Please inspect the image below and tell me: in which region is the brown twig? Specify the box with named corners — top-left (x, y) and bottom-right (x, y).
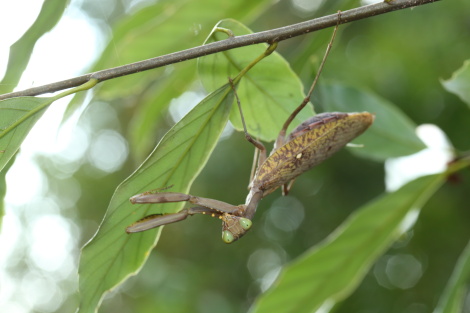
top-left (0, 0), bottom-right (439, 101)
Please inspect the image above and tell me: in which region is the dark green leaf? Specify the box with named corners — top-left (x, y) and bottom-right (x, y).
top-left (78, 83), bottom-right (234, 313)
top-left (434, 239), bottom-right (470, 313)
top-left (198, 19), bottom-right (314, 141)
top-left (319, 83), bottom-right (426, 160)
top-left (251, 174), bottom-right (445, 313)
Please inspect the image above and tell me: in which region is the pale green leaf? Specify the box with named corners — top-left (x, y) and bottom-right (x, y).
top-left (0, 153), bottom-right (17, 227)
top-left (78, 83), bottom-right (234, 313)
top-left (198, 19), bottom-right (314, 142)
top-left (128, 63), bottom-right (196, 160)
top-left (0, 97), bottom-right (52, 172)
top-left (0, 79), bottom-right (97, 217)
top-left (0, 0), bottom-right (67, 94)
top-left (441, 59), bottom-right (470, 108)
top-left (320, 83), bottom-right (426, 160)
top-left (65, 0), bottom-right (273, 157)
top-left (88, 0), bottom-right (272, 99)
top-left (251, 174), bottom-right (445, 313)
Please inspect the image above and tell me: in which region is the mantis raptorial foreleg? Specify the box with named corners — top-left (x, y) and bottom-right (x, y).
top-left (126, 192), bottom-right (246, 234)
top-left (130, 192), bottom-right (242, 214)
top-left (126, 206), bottom-right (229, 233)
top-left (127, 11), bottom-right (375, 244)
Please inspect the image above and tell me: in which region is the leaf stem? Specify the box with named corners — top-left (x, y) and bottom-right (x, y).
top-left (447, 155), bottom-right (470, 175)
top-left (232, 42), bottom-right (278, 85)
top-left (51, 78), bottom-right (99, 101)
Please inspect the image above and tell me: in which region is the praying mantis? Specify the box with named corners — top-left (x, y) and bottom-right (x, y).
top-left (126, 13), bottom-right (374, 243)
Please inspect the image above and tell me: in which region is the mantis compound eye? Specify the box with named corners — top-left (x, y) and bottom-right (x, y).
top-left (222, 230), bottom-right (235, 244)
top-left (239, 218), bottom-right (252, 230)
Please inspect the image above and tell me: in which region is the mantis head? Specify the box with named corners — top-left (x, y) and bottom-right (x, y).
top-left (221, 213), bottom-right (252, 244)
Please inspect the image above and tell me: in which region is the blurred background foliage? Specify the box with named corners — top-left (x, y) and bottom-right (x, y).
top-left (1, 0), bottom-right (470, 312)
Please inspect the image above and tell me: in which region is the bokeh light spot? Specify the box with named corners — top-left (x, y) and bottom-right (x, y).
top-left (385, 124), bottom-right (453, 191)
top-left (29, 214), bottom-right (74, 273)
top-left (88, 130), bottom-right (128, 172)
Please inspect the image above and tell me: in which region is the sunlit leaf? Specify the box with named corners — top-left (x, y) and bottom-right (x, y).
top-left (128, 63), bottom-right (196, 160)
top-left (85, 0), bottom-right (272, 100)
top-left (0, 97), bottom-right (52, 172)
top-left (0, 0), bottom-right (66, 94)
top-left (441, 59), bottom-right (470, 108)
top-left (198, 19), bottom-right (314, 142)
top-left (319, 83), bottom-right (426, 160)
top-left (433, 239), bottom-right (470, 313)
top-left (251, 174), bottom-right (445, 313)
top-left (64, 0), bottom-right (272, 157)
top-left (78, 83), bottom-right (235, 313)
top-left (0, 153), bottom-right (17, 226)
top-left (0, 78), bottom-right (98, 173)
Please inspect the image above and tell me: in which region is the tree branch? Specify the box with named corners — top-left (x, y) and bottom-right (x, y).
top-left (0, 0), bottom-right (439, 101)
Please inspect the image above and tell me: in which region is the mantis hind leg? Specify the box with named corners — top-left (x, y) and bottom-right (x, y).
top-left (282, 179), bottom-right (296, 196)
top-left (275, 11), bottom-right (342, 150)
top-left (228, 78), bottom-right (267, 167)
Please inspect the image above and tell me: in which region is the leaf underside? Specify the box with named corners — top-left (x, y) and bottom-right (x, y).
top-left (78, 83), bottom-right (235, 313)
top-left (0, 96), bottom-right (52, 172)
top-left (198, 19), bottom-right (315, 142)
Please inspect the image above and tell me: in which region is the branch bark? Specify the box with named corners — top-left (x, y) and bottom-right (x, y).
top-left (0, 0), bottom-right (439, 101)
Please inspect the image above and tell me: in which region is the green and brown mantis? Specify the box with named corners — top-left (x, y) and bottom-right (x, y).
top-left (126, 13), bottom-right (374, 243)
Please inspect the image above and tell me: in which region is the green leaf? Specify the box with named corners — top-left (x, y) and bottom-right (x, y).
top-left (0, 79), bottom-right (97, 173)
top-left (433, 239), bottom-right (470, 313)
top-left (289, 0), bottom-right (357, 74)
top-left (78, 83), bottom-right (234, 313)
top-left (64, 0), bottom-right (272, 157)
top-left (441, 59), bottom-right (470, 108)
top-left (319, 83), bottom-right (426, 160)
top-left (198, 19), bottom-right (314, 142)
top-left (251, 174), bottom-right (445, 313)
top-left (0, 0), bottom-right (67, 94)
top-left (128, 63), bottom-right (196, 160)
top-left (0, 79), bottom-right (97, 213)
top-left (0, 97), bottom-right (52, 172)
top-left (88, 0), bottom-right (272, 100)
